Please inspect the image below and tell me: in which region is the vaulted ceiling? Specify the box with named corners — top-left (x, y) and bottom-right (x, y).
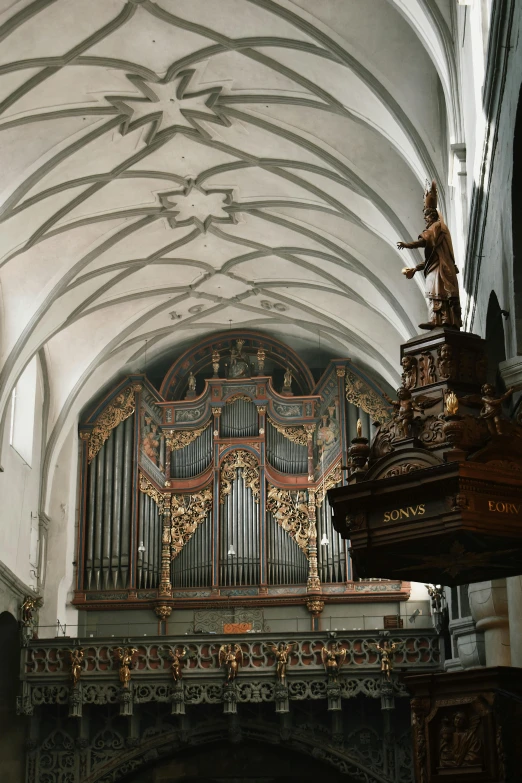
top-left (0, 0), bottom-right (459, 495)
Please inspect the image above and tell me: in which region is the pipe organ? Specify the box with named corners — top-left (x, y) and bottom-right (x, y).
top-left (76, 331), bottom-right (396, 616)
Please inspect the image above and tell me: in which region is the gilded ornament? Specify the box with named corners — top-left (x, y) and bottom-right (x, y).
top-left (268, 419), bottom-right (308, 446)
top-left (266, 486), bottom-right (310, 556)
top-left (154, 605), bottom-right (172, 621)
top-left (220, 450), bottom-right (260, 504)
top-left (445, 392), bottom-right (459, 416)
top-left (315, 462), bottom-right (342, 506)
top-left (345, 372), bottom-right (391, 423)
top-left (305, 597), bottom-right (324, 615)
top-left (139, 473), bottom-right (169, 513)
top-left (165, 422), bottom-right (210, 452)
top-left (170, 487), bottom-right (212, 559)
top-left (86, 386), bottom-right (136, 463)
top-left (212, 407), bottom-right (222, 417)
top-left (336, 367), bottom-right (346, 378)
top-left (226, 394), bottom-right (252, 404)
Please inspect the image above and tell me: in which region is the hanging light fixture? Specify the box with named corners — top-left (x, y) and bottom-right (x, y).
top-left (321, 532), bottom-right (329, 546)
top-left (138, 540), bottom-right (146, 558)
top-left (228, 544), bottom-right (236, 556)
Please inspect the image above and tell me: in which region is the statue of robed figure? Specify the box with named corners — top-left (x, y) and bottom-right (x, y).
top-left (397, 180), bottom-right (462, 331)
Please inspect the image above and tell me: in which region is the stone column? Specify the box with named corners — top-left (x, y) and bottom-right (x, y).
top-left (468, 579), bottom-right (511, 667)
top-left (506, 576), bottom-right (522, 668)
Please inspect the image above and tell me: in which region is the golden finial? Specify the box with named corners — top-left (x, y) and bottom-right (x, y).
top-left (356, 418), bottom-right (362, 438)
top-left (445, 391), bottom-right (458, 416)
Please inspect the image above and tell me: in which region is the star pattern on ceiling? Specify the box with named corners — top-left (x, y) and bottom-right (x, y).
top-left (158, 179), bottom-right (236, 232)
top-left (105, 70), bottom-right (228, 144)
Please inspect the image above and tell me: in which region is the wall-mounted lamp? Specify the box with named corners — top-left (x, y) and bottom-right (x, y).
top-left (138, 541), bottom-right (146, 558)
top-left (320, 533), bottom-right (329, 546)
top-left (228, 544), bottom-right (236, 556)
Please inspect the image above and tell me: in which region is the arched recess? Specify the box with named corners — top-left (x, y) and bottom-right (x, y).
top-left (485, 291), bottom-right (506, 386)
top-left (82, 727), bottom-right (394, 783)
top-left (0, 611), bottom-right (26, 783)
top-left (512, 84), bottom-right (522, 352)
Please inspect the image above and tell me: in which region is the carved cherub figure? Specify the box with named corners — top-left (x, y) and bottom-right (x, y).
top-left (437, 344), bottom-right (457, 380)
top-left (321, 641), bottom-right (347, 681)
top-left (366, 639), bottom-right (404, 679)
top-left (383, 388), bottom-right (438, 439)
top-left (460, 384), bottom-right (514, 436)
top-left (66, 648), bottom-right (84, 687)
top-left (218, 643), bottom-right (243, 682)
top-left (168, 646), bottom-right (187, 682)
top-left (113, 646), bottom-right (138, 688)
top-left (401, 356), bottom-right (417, 390)
top-left (264, 641), bottom-right (296, 683)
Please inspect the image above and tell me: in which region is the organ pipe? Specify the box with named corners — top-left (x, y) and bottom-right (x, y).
top-left (317, 493), bottom-right (346, 583)
top-left (266, 421), bottom-right (308, 474)
top-left (172, 513), bottom-right (212, 588)
top-left (220, 398), bottom-right (258, 438)
top-left (83, 415), bottom-right (134, 590)
top-left (137, 493), bottom-right (162, 589)
top-left (170, 425), bottom-right (212, 479)
top-left (267, 511), bottom-right (308, 585)
top-left (220, 473), bottom-right (259, 585)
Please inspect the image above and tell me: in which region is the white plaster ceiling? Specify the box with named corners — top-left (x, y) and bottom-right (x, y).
top-left (0, 0), bottom-right (459, 503)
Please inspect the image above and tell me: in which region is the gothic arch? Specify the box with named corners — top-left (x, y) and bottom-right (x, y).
top-left (82, 721), bottom-right (394, 783)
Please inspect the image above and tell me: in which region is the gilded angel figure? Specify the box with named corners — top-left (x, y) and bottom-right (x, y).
top-left (321, 641), bottom-right (347, 681)
top-left (218, 643), bottom-right (243, 682)
top-left (264, 641), bottom-right (296, 683)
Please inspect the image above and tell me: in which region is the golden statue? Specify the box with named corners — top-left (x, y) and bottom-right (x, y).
top-left (21, 595), bottom-right (42, 626)
top-left (264, 642), bottom-right (296, 683)
top-left (397, 180), bottom-right (462, 331)
top-left (65, 648), bottom-right (84, 687)
top-left (366, 639), bottom-right (403, 679)
top-left (218, 643), bottom-right (243, 682)
top-left (283, 367), bottom-right (293, 393)
top-left (168, 646), bottom-right (187, 682)
top-left (321, 641), bottom-right (347, 681)
top-left (113, 646), bottom-right (137, 688)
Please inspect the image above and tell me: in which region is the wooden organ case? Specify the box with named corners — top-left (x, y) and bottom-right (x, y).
top-left (75, 331), bottom-right (409, 622)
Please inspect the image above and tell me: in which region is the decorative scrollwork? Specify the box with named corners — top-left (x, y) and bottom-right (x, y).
top-left (84, 385), bottom-right (137, 463)
top-left (170, 487), bottom-right (213, 559)
top-left (266, 485), bottom-right (310, 556)
top-left (345, 372), bottom-right (391, 423)
top-left (269, 418), bottom-right (309, 445)
top-left (139, 473), bottom-right (169, 513)
top-left (220, 450), bottom-right (260, 504)
top-left (165, 421), bottom-right (210, 452)
top-left (315, 461), bottom-right (342, 505)
top-left (226, 394), bottom-right (253, 404)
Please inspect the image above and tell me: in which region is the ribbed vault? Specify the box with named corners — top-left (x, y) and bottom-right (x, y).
top-left (0, 0), bottom-right (460, 508)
